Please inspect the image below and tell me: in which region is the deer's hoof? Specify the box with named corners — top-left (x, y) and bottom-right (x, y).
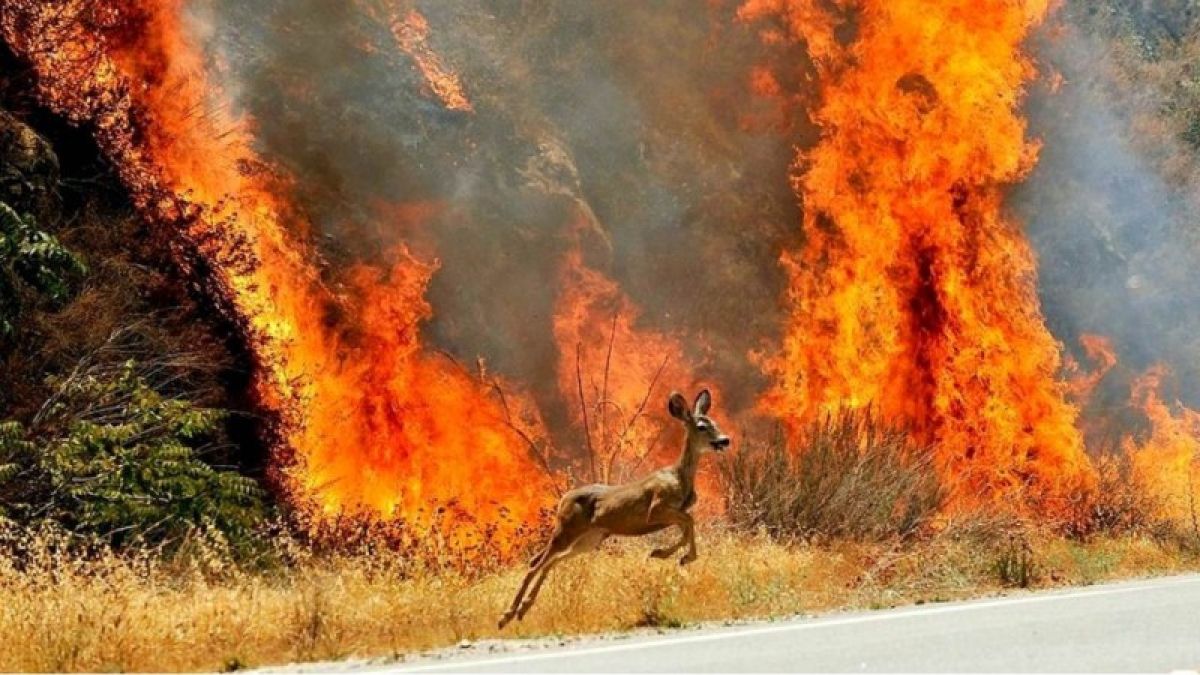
top-left (679, 553), bottom-right (697, 566)
top-left (649, 548), bottom-right (672, 559)
top-left (498, 612), bottom-right (515, 629)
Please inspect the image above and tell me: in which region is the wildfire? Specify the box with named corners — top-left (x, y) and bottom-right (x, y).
top-left (1, 0), bottom-right (549, 549)
top-left (1069, 335), bottom-right (1200, 526)
top-left (553, 228), bottom-right (700, 484)
top-left (741, 0), bottom-right (1095, 512)
top-left (358, 1), bottom-right (475, 113)
top-left (1126, 366), bottom-right (1200, 525)
top-left (298, 247), bottom-right (549, 535)
top-left (8, 0), bottom-right (1194, 540)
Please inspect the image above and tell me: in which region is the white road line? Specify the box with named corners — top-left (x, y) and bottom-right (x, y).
top-left (393, 574), bottom-right (1200, 672)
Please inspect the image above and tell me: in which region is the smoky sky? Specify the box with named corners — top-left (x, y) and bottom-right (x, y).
top-left (1015, 7), bottom-right (1200, 414)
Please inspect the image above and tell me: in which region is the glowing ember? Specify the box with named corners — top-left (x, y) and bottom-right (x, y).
top-left (741, 0), bottom-right (1095, 513)
top-left (360, 1), bottom-right (475, 113)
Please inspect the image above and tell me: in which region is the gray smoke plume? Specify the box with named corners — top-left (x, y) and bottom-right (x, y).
top-left (1014, 2), bottom-right (1200, 435)
top-left (200, 1), bottom-right (809, 440)
top-left (196, 0), bottom-right (1200, 449)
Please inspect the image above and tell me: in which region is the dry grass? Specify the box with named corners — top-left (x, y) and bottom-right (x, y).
top-left (3, 405), bottom-right (1192, 673)
top-left (0, 523), bottom-right (1196, 672)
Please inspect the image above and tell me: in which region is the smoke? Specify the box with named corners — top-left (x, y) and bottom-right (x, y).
top-left (8, 0), bottom-right (1198, 524)
top-left (1014, 5), bottom-right (1200, 417)
top-left (134, 0), bottom-right (1200, 474)
top-left (199, 0), bottom-right (807, 442)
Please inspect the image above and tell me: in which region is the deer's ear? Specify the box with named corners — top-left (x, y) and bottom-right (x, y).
top-left (693, 389), bottom-right (712, 416)
top-left (668, 392), bottom-right (690, 421)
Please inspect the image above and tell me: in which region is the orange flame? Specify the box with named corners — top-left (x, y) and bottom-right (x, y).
top-left (1070, 335), bottom-right (1200, 527)
top-left (552, 226), bottom-right (707, 485)
top-left (298, 247), bottom-right (549, 535)
top-left (2, 1), bottom-right (549, 550)
top-left (741, 0), bottom-right (1095, 513)
top-left (1065, 334), bottom-right (1119, 401)
top-left (1125, 367), bottom-right (1200, 525)
top-left (357, 1), bottom-right (475, 113)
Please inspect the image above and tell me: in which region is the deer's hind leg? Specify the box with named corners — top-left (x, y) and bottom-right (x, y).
top-left (515, 528), bottom-right (607, 622)
top-left (499, 508), bottom-right (596, 629)
top-left (499, 540), bottom-right (558, 629)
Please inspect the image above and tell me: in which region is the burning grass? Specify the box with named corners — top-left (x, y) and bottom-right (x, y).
top-left (0, 522), bottom-right (1196, 672)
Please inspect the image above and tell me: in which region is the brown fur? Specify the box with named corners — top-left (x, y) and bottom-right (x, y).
top-left (499, 389), bottom-right (729, 628)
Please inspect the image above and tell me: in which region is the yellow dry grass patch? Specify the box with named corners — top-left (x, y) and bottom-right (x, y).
top-left (0, 527), bottom-right (1195, 672)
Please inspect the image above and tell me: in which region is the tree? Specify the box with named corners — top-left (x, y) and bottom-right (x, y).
top-left (0, 361), bottom-right (264, 548)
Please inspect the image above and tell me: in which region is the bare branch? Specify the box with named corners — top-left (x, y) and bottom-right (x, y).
top-left (605, 355), bottom-right (669, 480)
top-left (485, 377), bottom-right (561, 495)
top-left (575, 342), bottom-right (597, 483)
top-left (599, 311), bottom-right (617, 479)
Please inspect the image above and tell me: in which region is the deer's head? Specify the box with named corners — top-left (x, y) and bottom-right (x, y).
top-left (668, 389), bottom-right (730, 453)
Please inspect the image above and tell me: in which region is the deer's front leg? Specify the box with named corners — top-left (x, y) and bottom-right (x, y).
top-left (649, 539), bottom-right (681, 559)
top-left (677, 512), bottom-right (697, 565)
top-left (649, 508), bottom-right (694, 562)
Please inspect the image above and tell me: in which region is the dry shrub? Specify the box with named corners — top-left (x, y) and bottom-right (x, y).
top-left (719, 409), bottom-right (944, 542)
top-left (1067, 452), bottom-right (1167, 539)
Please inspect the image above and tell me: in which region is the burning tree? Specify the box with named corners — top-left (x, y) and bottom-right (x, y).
top-left (0, 0), bottom-right (554, 553)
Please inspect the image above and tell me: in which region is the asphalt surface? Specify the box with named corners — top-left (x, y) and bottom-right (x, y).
top-left (392, 574), bottom-right (1200, 673)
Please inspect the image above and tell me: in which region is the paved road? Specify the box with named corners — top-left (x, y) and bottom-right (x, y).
top-left (394, 574), bottom-right (1200, 672)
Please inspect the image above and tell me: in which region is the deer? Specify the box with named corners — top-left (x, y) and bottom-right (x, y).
top-left (498, 388), bottom-right (730, 629)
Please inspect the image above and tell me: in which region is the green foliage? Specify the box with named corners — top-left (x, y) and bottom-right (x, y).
top-left (0, 362), bottom-right (263, 548)
top-left (0, 201), bottom-right (86, 337)
top-left (0, 421), bottom-right (31, 521)
top-left (1181, 111), bottom-right (1200, 151)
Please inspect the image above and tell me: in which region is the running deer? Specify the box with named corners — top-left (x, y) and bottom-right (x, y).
top-left (499, 389), bottom-right (730, 628)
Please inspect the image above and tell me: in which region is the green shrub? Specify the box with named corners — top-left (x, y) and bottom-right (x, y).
top-left (0, 421), bottom-right (31, 522)
top-left (719, 409), bottom-right (944, 542)
top-left (0, 361), bottom-right (263, 549)
top-left (0, 201), bottom-right (85, 338)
